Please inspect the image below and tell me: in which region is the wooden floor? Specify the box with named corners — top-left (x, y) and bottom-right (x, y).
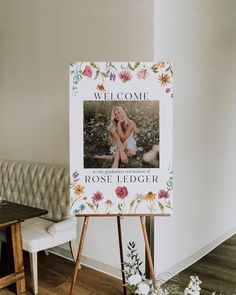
top-left (1, 234), bottom-right (236, 294)
top-left (165, 234), bottom-right (236, 294)
top-left (0, 251), bottom-right (123, 295)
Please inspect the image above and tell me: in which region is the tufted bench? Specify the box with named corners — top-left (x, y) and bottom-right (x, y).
top-left (0, 159), bottom-right (77, 294)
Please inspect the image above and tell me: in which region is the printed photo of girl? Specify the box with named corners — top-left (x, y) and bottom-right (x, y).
top-left (84, 101), bottom-right (159, 169)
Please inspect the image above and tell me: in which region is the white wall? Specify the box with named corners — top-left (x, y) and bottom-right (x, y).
top-left (0, 0), bottom-right (153, 277)
top-left (0, 0), bottom-right (153, 165)
top-left (155, 0), bottom-right (236, 276)
top-left (1, 0), bottom-right (236, 280)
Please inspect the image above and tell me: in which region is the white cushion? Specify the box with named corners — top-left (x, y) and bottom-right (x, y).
top-left (47, 216), bottom-right (77, 235)
top-left (21, 217), bottom-right (77, 253)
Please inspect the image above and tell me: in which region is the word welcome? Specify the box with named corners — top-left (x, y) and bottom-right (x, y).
top-left (94, 92), bottom-right (149, 100)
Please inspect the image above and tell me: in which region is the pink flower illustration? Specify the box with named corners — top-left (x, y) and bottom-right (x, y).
top-left (137, 69), bottom-right (148, 80)
top-left (115, 186), bottom-right (128, 199)
top-left (82, 65), bottom-right (93, 78)
top-left (119, 70), bottom-right (132, 83)
top-left (158, 189), bottom-right (170, 199)
top-left (92, 191), bottom-right (104, 202)
top-left (166, 88), bottom-right (171, 93)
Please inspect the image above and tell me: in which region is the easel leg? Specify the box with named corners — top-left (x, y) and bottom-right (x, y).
top-left (69, 216), bottom-right (89, 295)
top-left (145, 216), bottom-right (154, 278)
top-left (117, 217), bottom-right (127, 295)
top-left (140, 216), bottom-right (157, 289)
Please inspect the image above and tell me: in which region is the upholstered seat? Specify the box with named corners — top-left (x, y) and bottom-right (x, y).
top-left (22, 217), bottom-right (76, 252)
top-left (0, 160), bottom-right (77, 295)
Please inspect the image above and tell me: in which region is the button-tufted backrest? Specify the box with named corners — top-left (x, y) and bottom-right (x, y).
top-left (0, 160), bottom-right (70, 222)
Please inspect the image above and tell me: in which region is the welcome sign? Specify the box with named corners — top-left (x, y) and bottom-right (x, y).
top-left (70, 62), bottom-right (173, 216)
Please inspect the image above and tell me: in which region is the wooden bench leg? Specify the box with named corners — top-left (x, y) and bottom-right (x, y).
top-left (29, 252), bottom-right (38, 295)
top-left (10, 223), bottom-right (26, 294)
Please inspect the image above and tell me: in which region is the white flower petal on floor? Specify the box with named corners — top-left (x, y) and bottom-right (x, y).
top-left (136, 282), bottom-right (150, 295)
top-left (184, 276), bottom-right (202, 295)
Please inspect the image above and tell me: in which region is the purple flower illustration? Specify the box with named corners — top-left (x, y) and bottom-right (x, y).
top-left (158, 189), bottom-right (170, 199)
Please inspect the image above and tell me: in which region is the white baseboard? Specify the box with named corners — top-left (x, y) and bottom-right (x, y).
top-left (80, 255), bottom-right (122, 279)
top-left (49, 244), bottom-right (121, 279)
top-left (49, 244), bottom-right (74, 261)
top-left (161, 225), bottom-right (236, 283)
top-left (49, 225), bottom-right (236, 283)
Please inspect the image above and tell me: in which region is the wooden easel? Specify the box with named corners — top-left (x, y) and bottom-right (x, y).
top-left (69, 214), bottom-right (167, 295)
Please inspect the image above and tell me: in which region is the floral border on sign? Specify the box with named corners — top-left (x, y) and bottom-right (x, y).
top-left (70, 62), bottom-right (173, 97)
top-left (128, 167), bottom-right (173, 214)
top-left (70, 166), bottom-right (173, 215)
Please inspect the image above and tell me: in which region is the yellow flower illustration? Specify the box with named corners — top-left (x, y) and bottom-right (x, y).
top-left (158, 73), bottom-right (171, 86)
top-left (144, 192), bottom-right (156, 201)
top-left (106, 199), bottom-right (113, 206)
top-left (157, 62), bottom-right (166, 68)
top-left (73, 184), bottom-right (85, 196)
top-left (87, 203), bottom-right (95, 210)
top-left (153, 62), bottom-right (165, 70)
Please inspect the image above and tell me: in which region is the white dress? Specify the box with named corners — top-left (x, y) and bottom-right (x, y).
top-left (110, 133), bottom-right (137, 155)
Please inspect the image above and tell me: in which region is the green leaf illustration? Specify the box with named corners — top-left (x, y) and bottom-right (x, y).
top-left (130, 199), bottom-right (135, 210)
top-left (90, 62), bottom-right (98, 69)
top-left (158, 201), bottom-right (164, 213)
top-left (133, 62), bottom-right (140, 70)
top-left (93, 70), bottom-right (99, 80)
top-left (87, 203), bottom-right (94, 211)
top-left (128, 62), bottom-right (140, 71)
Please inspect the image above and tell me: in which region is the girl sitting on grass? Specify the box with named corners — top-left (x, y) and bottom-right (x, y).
top-left (94, 107), bottom-right (137, 168)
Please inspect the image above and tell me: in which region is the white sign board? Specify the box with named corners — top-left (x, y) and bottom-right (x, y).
top-left (70, 62), bottom-right (173, 216)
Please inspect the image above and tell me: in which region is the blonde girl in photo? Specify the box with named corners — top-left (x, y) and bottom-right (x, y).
top-left (94, 107), bottom-right (137, 168)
